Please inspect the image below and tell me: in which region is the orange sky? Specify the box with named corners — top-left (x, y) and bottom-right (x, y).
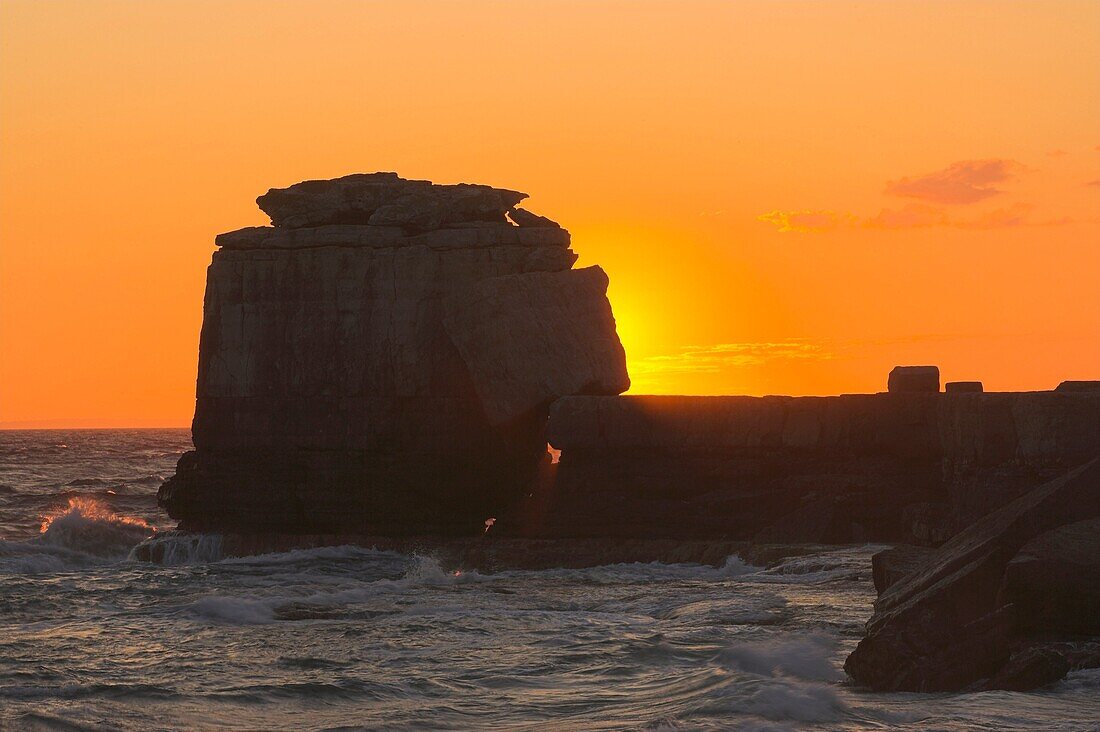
top-left (1, 0), bottom-right (1098, 428)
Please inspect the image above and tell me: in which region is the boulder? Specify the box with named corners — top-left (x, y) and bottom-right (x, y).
top-left (982, 645), bottom-right (1071, 691)
top-left (871, 545), bottom-right (936, 594)
top-left (844, 459), bottom-right (1100, 692)
top-left (1000, 518), bottom-right (1100, 636)
top-left (256, 173), bottom-right (527, 230)
top-left (508, 207), bottom-right (561, 228)
top-left (888, 365), bottom-right (939, 393)
top-left (946, 381), bottom-right (983, 393)
top-left (443, 266), bottom-right (630, 424)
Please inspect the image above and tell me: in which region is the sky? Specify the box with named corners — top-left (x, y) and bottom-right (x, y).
top-left (1, 0), bottom-right (1098, 428)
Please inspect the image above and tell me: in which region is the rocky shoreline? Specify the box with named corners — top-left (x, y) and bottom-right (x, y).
top-left (154, 173), bottom-right (1100, 694)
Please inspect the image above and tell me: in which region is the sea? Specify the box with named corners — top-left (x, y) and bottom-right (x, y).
top-left (1, 429), bottom-right (1098, 731)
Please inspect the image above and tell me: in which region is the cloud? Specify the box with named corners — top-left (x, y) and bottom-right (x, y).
top-left (632, 340), bottom-right (833, 376)
top-left (1046, 149), bottom-right (1068, 158)
top-left (864, 204), bottom-right (947, 230)
top-left (757, 210), bottom-right (852, 233)
top-left (1087, 179), bottom-right (1100, 188)
top-left (884, 159), bottom-right (1022, 205)
top-left (951, 202), bottom-right (1033, 230)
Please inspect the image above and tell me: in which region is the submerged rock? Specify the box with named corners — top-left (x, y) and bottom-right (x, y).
top-left (844, 459), bottom-right (1100, 692)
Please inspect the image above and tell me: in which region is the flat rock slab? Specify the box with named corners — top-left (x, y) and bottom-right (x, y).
top-left (443, 266), bottom-right (630, 424)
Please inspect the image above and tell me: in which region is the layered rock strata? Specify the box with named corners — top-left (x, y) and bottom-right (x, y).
top-left (159, 174), bottom-right (628, 534)
top-left (538, 392), bottom-right (1100, 542)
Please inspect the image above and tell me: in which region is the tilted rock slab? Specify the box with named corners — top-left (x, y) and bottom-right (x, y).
top-left (844, 458), bottom-right (1100, 691)
top-left (443, 266), bottom-right (630, 425)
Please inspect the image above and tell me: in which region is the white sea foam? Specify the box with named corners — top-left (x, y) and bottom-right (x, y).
top-left (717, 633), bottom-right (842, 682)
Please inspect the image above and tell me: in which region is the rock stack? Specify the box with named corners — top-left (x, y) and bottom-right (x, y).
top-left (159, 173), bottom-right (629, 535)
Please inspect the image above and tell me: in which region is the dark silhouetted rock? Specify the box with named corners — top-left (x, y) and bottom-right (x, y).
top-left (888, 365), bottom-right (940, 393)
top-left (872, 545), bottom-right (936, 594)
top-left (844, 459), bottom-right (1100, 692)
top-left (256, 173), bottom-right (527, 230)
top-left (1057, 380), bottom-right (1100, 392)
top-left (159, 174), bottom-right (624, 535)
top-left (1001, 518), bottom-right (1100, 636)
top-left (443, 266), bottom-right (629, 425)
top-left (540, 392), bottom-right (1100, 542)
top-left (946, 381), bottom-right (983, 393)
top-left (982, 645), bottom-right (1071, 691)
top-left (508, 207), bottom-right (561, 228)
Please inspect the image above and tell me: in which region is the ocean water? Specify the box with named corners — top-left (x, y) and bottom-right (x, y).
top-left (1, 430), bottom-right (1098, 731)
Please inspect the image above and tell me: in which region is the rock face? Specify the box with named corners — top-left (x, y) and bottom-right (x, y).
top-left (443, 266), bottom-right (630, 424)
top-left (844, 459), bottom-right (1100, 692)
top-left (1001, 518), bottom-right (1100, 636)
top-left (159, 174), bottom-right (628, 534)
top-left (888, 365), bottom-right (939, 392)
top-left (539, 392), bottom-right (1100, 542)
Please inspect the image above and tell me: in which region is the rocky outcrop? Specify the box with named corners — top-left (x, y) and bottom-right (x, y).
top-left (888, 365), bottom-right (939, 392)
top-left (844, 459), bottom-right (1100, 692)
top-left (159, 174), bottom-right (628, 535)
top-left (1057, 380), bottom-right (1100, 392)
top-left (539, 392), bottom-right (1100, 542)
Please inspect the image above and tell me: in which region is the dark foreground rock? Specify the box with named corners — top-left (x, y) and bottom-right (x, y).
top-left (844, 459), bottom-right (1100, 692)
top-left (159, 174), bottom-right (627, 535)
top-left (871, 545), bottom-right (935, 594)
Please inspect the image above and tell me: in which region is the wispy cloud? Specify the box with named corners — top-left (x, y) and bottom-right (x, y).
top-left (756, 210), bottom-right (853, 233)
top-left (864, 203), bottom-right (947, 230)
top-left (761, 202), bottom-right (1067, 233)
top-left (884, 159), bottom-right (1022, 205)
top-left (1087, 179), bottom-right (1100, 188)
top-left (631, 340), bottom-right (833, 376)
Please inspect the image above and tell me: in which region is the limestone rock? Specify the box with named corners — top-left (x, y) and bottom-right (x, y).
top-left (946, 381), bottom-right (983, 393)
top-left (508, 207), bottom-right (561, 228)
top-left (256, 173), bottom-right (527, 230)
top-left (888, 365), bottom-right (940, 393)
top-left (160, 174), bottom-right (625, 536)
top-left (443, 266), bottom-right (630, 424)
top-left (844, 459), bottom-right (1100, 692)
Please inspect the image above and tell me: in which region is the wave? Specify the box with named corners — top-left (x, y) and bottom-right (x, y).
top-left (716, 633), bottom-right (842, 682)
top-left (38, 498), bottom-right (154, 557)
